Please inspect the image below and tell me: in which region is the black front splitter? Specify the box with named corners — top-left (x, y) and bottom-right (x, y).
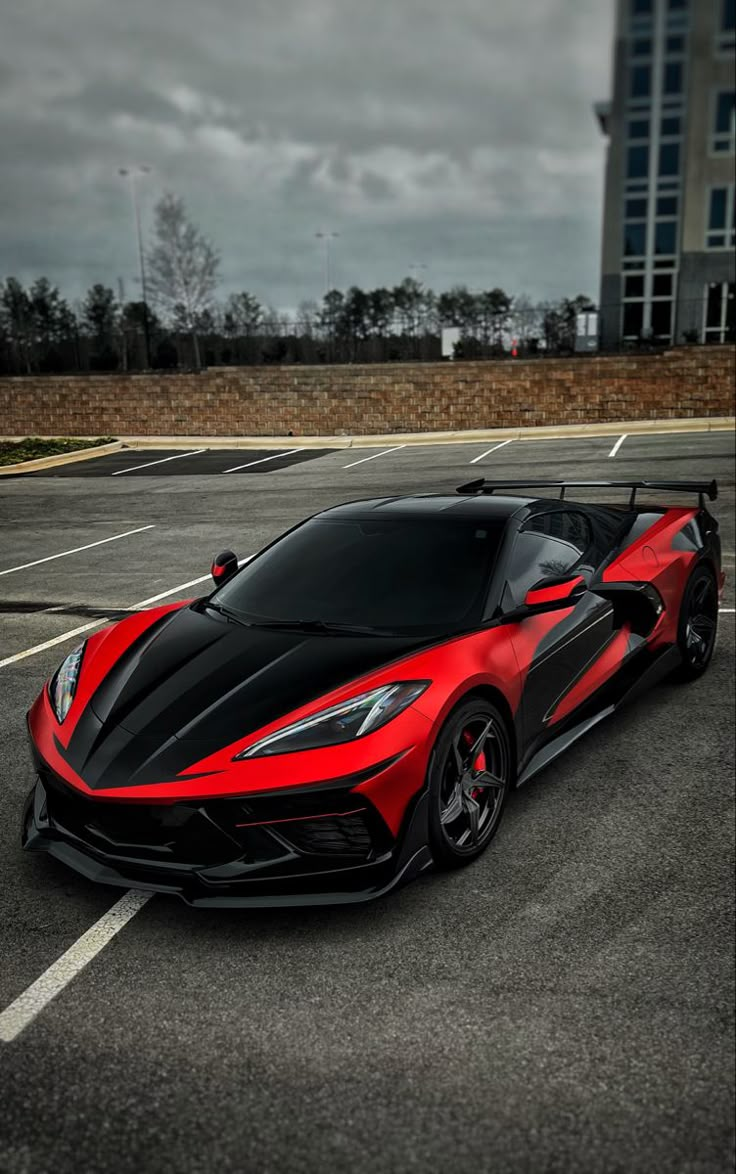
top-left (22, 782), bottom-right (434, 909)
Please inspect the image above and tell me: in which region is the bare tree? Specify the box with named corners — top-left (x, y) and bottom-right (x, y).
top-left (146, 193), bottom-right (220, 368)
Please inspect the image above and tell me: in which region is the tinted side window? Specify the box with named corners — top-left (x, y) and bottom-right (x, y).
top-left (504, 532), bottom-right (584, 608)
top-left (524, 510), bottom-right (592, 553)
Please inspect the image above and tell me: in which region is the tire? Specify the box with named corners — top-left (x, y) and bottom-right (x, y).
top-left (427, 697), bottom-right (512, 870)
top-left (673, 563), bottom-right (719, 681)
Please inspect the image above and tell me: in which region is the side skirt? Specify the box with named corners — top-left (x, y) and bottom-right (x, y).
top-left (516, 643), bottom-right (682, 788)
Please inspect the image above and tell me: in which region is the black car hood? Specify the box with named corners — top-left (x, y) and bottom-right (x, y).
top-left (61, 604), bottom-right (436, 789)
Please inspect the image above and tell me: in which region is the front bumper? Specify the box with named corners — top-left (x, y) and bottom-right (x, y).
top-left (22, 763), bottom-right (432, 908)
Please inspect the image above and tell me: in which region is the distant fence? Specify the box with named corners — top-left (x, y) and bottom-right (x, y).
top-left (0, 300), bottom-right (732, 376)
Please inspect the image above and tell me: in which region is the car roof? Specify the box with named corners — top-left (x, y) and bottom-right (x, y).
top-left (318, 493), bottom-right (536, 521)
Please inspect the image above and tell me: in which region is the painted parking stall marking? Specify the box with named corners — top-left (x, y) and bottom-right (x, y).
top-left (608, 434), bottom-right (628, 458)
top-left (224, 448), bottom-right (302, 473)
top-left (111, 449), bottom-right (206, 475)
top-left (469, 438), bottom-right (514, 465)
top-left (0, 890), bottom-right (152, 1042)
top-left (343, 445), bottom-right (407, 469)
top-left (0, 526), bottom-right (155, 578)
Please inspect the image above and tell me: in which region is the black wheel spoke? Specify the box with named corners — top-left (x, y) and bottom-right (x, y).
top-left (691, 613), bottom-right (715, 635)
top-left (472, 770), bottom-right (505, 793)
top-left (440, 787), bottom-right (464, 826)
top-left (451, 736), bottom-right (465, 778)
top-left (468, 718), bottom-right (494, 761)
top-left (463, 793), bottom-right (480, 843)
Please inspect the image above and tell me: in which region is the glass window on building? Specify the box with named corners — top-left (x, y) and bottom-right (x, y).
top-left (623, 302), bottom-right (645, 338)
top-left (630, 66), bottom-right (652, 99)
top-left (626, 197), bottom-right (648, 217)
top-left (666, 34), bottom-right (686, 52)
top-left (663, 62), bottom-right (683, 95)
top-left (655, 221), bottom-right (677, 254)
top-left (632, 37), bottom-right (652, 56)
top-left (657, 195), bottom-right (678, 215)
top-left (629, 119), bottom-right (649, 139)
top-left (667, 0), bottom-right (687, 8)
top-left (661, 115), bottom-right (681, 135)
top-left (718, 0), bottom-right (735, 52)
top-left (631, 0), bottom-right (653, 13)
top-left (650, 300), bottom-right (673, 339)
top-left (653, 274), bottom-right (673, 297)
top-left (659, 142), bottom-right (680, 175)
top-left (624, 223), bottom-right (647, 255)
top-left (706, 186), bottom-right (736, 248)
top-left (628, 145), bottom-right (649, 178)
top-left (625, 274), bottom-right (645, 298)
top-left (704, 283), bottom-right (735, 343)
top-left (712, 91), bottom-right (736, 153)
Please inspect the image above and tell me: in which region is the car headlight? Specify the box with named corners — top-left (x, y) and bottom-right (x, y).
top-left (234, 680), bottom-right (430, 759)
top-left (48, 643), bottom-right (86, 723)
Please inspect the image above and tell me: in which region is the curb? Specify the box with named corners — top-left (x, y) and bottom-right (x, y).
top-left (0, 440), bottom-right (123, 476)
top-left (116, 416), bottom-right (735, 451)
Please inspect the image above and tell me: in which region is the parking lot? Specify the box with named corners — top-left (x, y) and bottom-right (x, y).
top-left (0, 428), bottom-right (734, 1174)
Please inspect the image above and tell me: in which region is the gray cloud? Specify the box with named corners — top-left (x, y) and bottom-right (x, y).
top-left (0, 0), bottom-right (613, 308)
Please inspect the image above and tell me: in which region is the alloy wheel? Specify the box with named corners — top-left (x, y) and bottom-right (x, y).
top-left (684, 573), bottom-right (718, 668)
top-left (438, 711), bottom-right (509, 852)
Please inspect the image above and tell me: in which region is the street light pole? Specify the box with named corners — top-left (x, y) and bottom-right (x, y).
top-left (315, 231), bottom-right (339, 296)
top-left (118, 165), bottom-right (152, 368)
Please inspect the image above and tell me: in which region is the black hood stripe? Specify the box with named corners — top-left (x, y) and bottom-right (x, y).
top-left (63, 606), bottom-right (447, 789)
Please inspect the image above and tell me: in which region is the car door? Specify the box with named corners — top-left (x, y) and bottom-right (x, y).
top-left (501, 509), bottom-right (616, 760)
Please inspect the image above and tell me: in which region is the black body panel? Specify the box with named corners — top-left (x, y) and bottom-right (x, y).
top-left (516, 594), bottom-right (617, 758)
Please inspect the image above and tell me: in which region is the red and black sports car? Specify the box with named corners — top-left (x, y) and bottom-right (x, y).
top-left (23, 478), bottom-right (723, 907)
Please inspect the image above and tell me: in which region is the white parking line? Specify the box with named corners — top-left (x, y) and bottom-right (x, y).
top-left (608, 434), bottom-right (628, 458)
top-left (343, 445), bottom-right (407, 469)
top-left (224, 449), bottom-right (302, 473)
top-left (0, 558), bottom-right (252, 670)
top-left (0, 890), bottom-right (152, 1042)
top-left (0, 526), bottom-right (155, 578)
top-left (469, 439), bottom-right (513, 465)
top-left (111, 449), bottom-right (206, 475)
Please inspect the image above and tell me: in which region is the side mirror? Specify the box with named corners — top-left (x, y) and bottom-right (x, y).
top-left (211, 550), bottom-right (239, 587)
top-left (524, 573), bottom-right (585, 610)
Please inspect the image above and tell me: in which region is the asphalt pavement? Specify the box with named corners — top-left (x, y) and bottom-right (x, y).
top-left (0, 428), bottom-right (734, 1174)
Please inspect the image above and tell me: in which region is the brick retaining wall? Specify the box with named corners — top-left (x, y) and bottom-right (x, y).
top-left (0, 347), bottom-right (733, 437)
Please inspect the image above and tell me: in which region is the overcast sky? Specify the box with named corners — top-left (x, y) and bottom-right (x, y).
top-left (0, 0), bottom-right (614, 310)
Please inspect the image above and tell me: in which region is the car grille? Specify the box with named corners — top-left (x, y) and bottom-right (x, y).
top-left (273, 812), bottom-right (374, 857)
top-left (38, 768), bottom-right (391, 870)
top-left (40, 769), bottom-right (238, 867)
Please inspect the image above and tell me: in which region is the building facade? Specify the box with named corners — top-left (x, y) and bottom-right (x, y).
top-left (597, 0), bottom-right (735, 348)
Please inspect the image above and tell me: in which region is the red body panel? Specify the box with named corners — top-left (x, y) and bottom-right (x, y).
top-left (548, 624), bottom-right (633, 725)
top-left (602, 506), bottom-right (699, 649)
top-left (525, 576), bottom-right (584, 607)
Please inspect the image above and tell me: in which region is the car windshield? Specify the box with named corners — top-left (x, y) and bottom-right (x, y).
top-left (212, 515), bottom-right (504, 635)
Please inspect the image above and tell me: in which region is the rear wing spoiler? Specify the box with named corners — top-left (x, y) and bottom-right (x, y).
top-left (455, 479), bottom-right (718, 509)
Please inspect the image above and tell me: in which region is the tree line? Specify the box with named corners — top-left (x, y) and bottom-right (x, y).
top-left (0, 192), bottom-right (597, 374)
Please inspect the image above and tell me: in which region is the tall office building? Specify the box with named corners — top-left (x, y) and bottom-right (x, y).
top-left (596, 0), bottom-right (735, 348)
